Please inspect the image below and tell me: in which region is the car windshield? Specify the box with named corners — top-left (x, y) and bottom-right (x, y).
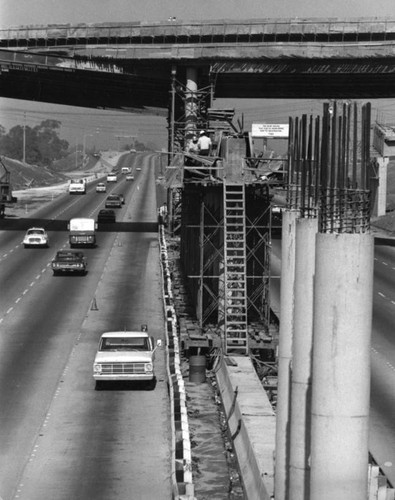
top-left (27, 229), bottom-right (44, 235)
top-left (100, 337), bottom-right (149, 351)
top-left (108, 195), bottom-right (119, 200)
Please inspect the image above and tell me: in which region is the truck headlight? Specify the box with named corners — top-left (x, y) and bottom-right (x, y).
top-left (93, 363), bottom-right (102, 373)
top-left (144, 363), bottom-right (153, 373)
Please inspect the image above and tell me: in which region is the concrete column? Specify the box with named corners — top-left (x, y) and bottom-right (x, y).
top-left (289, 217), bottom-right (318, 499)
top-left (310, 232), bottom-right (373, 500)
top-left (371, 157), bottom-right (388, 217)
top-left (185, 67), bottom-right (198, 144)
top-left (275, 209), bottom-right (299, 500)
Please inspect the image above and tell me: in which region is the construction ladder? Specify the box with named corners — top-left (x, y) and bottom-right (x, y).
top-left (223, 183), bottom-right (248, 355)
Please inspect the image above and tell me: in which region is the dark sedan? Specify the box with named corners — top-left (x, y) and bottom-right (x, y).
top-left (51, 250), bottom-right (87, 276)
top-left (97, 209), bottom-right (116, 224)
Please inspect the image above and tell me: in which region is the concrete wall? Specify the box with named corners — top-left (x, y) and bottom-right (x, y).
top-left (215, 355), bottom-right (276, 500)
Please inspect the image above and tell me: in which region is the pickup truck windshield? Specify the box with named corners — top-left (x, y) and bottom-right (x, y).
top-left (100, 337), bottom-right (149, 351)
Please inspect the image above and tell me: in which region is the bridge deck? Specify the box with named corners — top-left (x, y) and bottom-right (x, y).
top-left (2, 17), bottom-right (395, 47)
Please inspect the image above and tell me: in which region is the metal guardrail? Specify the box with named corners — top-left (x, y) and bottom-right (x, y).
top-left (159, 226), bottom-right (195, 500)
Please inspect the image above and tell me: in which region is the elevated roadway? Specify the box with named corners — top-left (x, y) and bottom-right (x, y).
top-left (2, 17), bottom-right (395, 111)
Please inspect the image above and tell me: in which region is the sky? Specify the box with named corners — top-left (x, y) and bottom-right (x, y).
top-left (1, 0), bottom-right (395, 151)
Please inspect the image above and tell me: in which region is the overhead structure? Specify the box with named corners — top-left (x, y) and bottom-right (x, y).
top-left (2, 17), bottom-right (395, 116)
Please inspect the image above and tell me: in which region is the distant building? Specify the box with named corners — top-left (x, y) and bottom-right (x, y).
top-left (373, 122), bottom-right (395, 157)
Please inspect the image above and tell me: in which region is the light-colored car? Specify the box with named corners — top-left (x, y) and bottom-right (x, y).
top-left (69, 178), bottom-right (86, 194)
top-left (93, 329), bottom-right (162, 390)
top-left (96, 182), bottom-right (106, 193)
top-left (136, 167), bottom-right (141, 171)
top-left (23, 227), bottom-right (49, 248)
top-left (126, 174), bottom-right (134, 181)
top-left (106, 173), bottom-right (117, 182)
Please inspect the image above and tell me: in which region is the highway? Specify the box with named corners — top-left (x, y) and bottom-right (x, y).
top-left (369, 243), bottom-right (395, 485)
top-left (271, 234), bottom-right (395, 487)
top-left (0, 153), bottom-right (172, 500)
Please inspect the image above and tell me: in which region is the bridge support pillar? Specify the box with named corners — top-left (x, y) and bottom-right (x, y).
top-left (371, 156), bottom-right (388, 218)
top-left (289, 217), bottom-right (318, 499)
top-left (310, 232), bottom-right (373, 500)
top-left (274, 209), bottom-right (298, 500)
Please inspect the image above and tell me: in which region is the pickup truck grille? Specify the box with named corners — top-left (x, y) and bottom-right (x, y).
top-left (101, 363), bottom-right (145, 374)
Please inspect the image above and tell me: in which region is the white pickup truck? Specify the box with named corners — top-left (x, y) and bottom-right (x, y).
top-left (68, 218), bottom-right (97, 247)
top-left (93, 328), bottom-right (162, 390)
top-left (68, 178), bottom-right (86, 194)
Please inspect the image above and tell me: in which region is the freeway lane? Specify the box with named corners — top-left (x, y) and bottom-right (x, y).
top-left (369, 244), bottom-right (395, 484)
top-left (0, 162), bottom-right (143, 319)
top-left (0, 154), bottom-right (171, 500)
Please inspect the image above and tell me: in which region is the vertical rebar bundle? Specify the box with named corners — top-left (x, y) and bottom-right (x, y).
top-left (287, 101), bottom-right (372, 231)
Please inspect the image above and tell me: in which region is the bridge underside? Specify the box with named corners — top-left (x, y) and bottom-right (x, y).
top-left (2, 54), bottom-right (395, 112)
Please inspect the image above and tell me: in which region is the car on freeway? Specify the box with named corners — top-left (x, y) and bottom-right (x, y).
top-left (105, 194), bottom-right (122, 208)
top-left (106, 172), bottom-right (118, 182)
top-left (93, 328), bottom-right (162, 390)
top-left (69, 178), bottom-right (86, 194)
top-left (95, 182), bottom-right (106, 193)
top-left (97, 209), bottom-right (116, 224)
top-left (125, 174), bottom-right (134, 181)
top-left (136, 167), bottom-right (142, 171)
top-left (51, 250), bottom-right (87, 276)
top-left (23, 227), bottom-right (49, 248)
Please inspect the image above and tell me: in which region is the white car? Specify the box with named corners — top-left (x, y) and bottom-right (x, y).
top-left (107, 173), bottom-right (117, 182)
top-left (95, 182), bottom-right (106, 193)
top-left (69, 178), bottom-right (86, 194)
top-left (93, 329), bottom-right (162, 390)
top-left (23, 227), bottom-right (49, 248)
top-left (126, 174), bottom-right (134, 181)
top-left (136, 167), bottom-right (141, 171)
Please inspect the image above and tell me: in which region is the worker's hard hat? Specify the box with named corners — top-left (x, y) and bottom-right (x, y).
top-left (199, 130), bottom-right (205, 135)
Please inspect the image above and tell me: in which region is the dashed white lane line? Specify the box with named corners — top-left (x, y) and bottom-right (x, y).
top-left (371, 347), bottom-right (395, 373)
top-left (15, 298), bottom-right (21, 304)
top-left (378, 292), bottom-right (386, 299)
top-left (6, 307), bottom-right (13, 314)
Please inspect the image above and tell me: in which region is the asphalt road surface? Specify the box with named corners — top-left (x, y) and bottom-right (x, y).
top-left (0, 154), bottom-right (172, 500)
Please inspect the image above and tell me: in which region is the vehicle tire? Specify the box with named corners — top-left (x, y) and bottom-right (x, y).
top-left (24, 244), bottom-right (29, 249)
top-left (95, 381), bottom-right (104, 391)
top-left (53, 271), bottom-right (58, 276)
top-left (146, 378), bottom-right (156, 391)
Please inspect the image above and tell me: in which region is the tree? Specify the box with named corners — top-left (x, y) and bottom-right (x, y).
top-left (0, 119), bottom-right (69, 166)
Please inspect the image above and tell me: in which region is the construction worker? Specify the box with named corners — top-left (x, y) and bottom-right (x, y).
top-left (197, 130), bottom-right (212, 156)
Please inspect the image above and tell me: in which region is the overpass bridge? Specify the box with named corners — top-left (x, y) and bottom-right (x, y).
top-left (2, 16), bottom-right (395, 114)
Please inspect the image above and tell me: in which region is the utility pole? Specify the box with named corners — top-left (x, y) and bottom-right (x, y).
top-left (22, 112), bottom-right (26, 164)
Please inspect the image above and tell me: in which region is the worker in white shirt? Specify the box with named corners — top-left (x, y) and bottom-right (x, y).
top-left (197, 130), bottom-right (212, 156)
top-left (158, 202), bottom-right (168, 226)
